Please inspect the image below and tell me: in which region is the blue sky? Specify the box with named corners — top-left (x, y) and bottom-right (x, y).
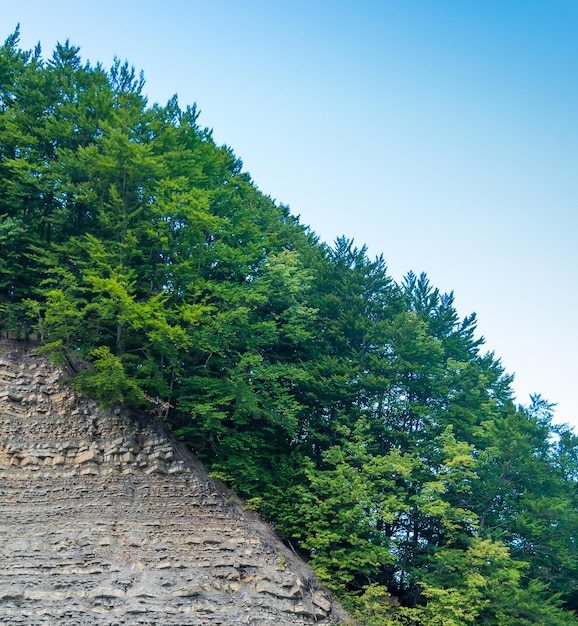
top-left (3, 1), bottom-right (578, 428)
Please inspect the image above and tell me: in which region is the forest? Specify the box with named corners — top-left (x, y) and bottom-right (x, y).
top-left (1, 28), bottom-right (577, 624)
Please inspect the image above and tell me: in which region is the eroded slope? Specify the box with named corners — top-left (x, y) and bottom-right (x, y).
top-left (0, 340), bottom-right (342, 625)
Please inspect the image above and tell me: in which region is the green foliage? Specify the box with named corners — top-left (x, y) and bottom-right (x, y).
top-left (416, 538), bottom-right (577, 625)
top-left (2, 30), bottom-right (577, 625)
top-left (282, 433), bottom-right (407, 592)
top-left (75, 345), bottom-right (142, 405)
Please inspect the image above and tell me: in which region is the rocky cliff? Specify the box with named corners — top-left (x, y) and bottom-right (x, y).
top-left (0, 340), bottom-right (344, 625)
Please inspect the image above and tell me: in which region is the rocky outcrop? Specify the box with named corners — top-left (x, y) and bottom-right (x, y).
top-left (0, 340), bottom-right (345, 625)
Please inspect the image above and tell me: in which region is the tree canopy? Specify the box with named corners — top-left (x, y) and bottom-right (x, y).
top-left (1, 28), bottom-right (577, 624)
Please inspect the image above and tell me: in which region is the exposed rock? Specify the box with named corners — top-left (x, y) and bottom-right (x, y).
top-left (0, 340), bottom-right (346, 625)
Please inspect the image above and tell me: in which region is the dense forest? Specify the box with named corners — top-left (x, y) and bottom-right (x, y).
top-left (1, 29), bottom-right (577, 624)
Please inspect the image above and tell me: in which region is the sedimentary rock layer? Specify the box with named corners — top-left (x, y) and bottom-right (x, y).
top-left (0, 340), bottom-right (341, 625)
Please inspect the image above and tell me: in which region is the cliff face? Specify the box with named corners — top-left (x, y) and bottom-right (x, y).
top-left (0, 340), bottom-right (343, 625)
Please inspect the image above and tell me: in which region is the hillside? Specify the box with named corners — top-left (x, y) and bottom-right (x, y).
top-left (1, 30), bottom-right (577, 624)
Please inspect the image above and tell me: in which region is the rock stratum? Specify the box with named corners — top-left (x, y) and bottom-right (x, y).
top-left (0, 340), bottom-right (344, 625)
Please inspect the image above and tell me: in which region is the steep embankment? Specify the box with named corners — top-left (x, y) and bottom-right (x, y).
top-left (0, 340), bottom-right (343, 625)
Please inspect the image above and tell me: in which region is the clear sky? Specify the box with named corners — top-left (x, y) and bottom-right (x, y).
top-left (3, 1), bottom-right (578, 429)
